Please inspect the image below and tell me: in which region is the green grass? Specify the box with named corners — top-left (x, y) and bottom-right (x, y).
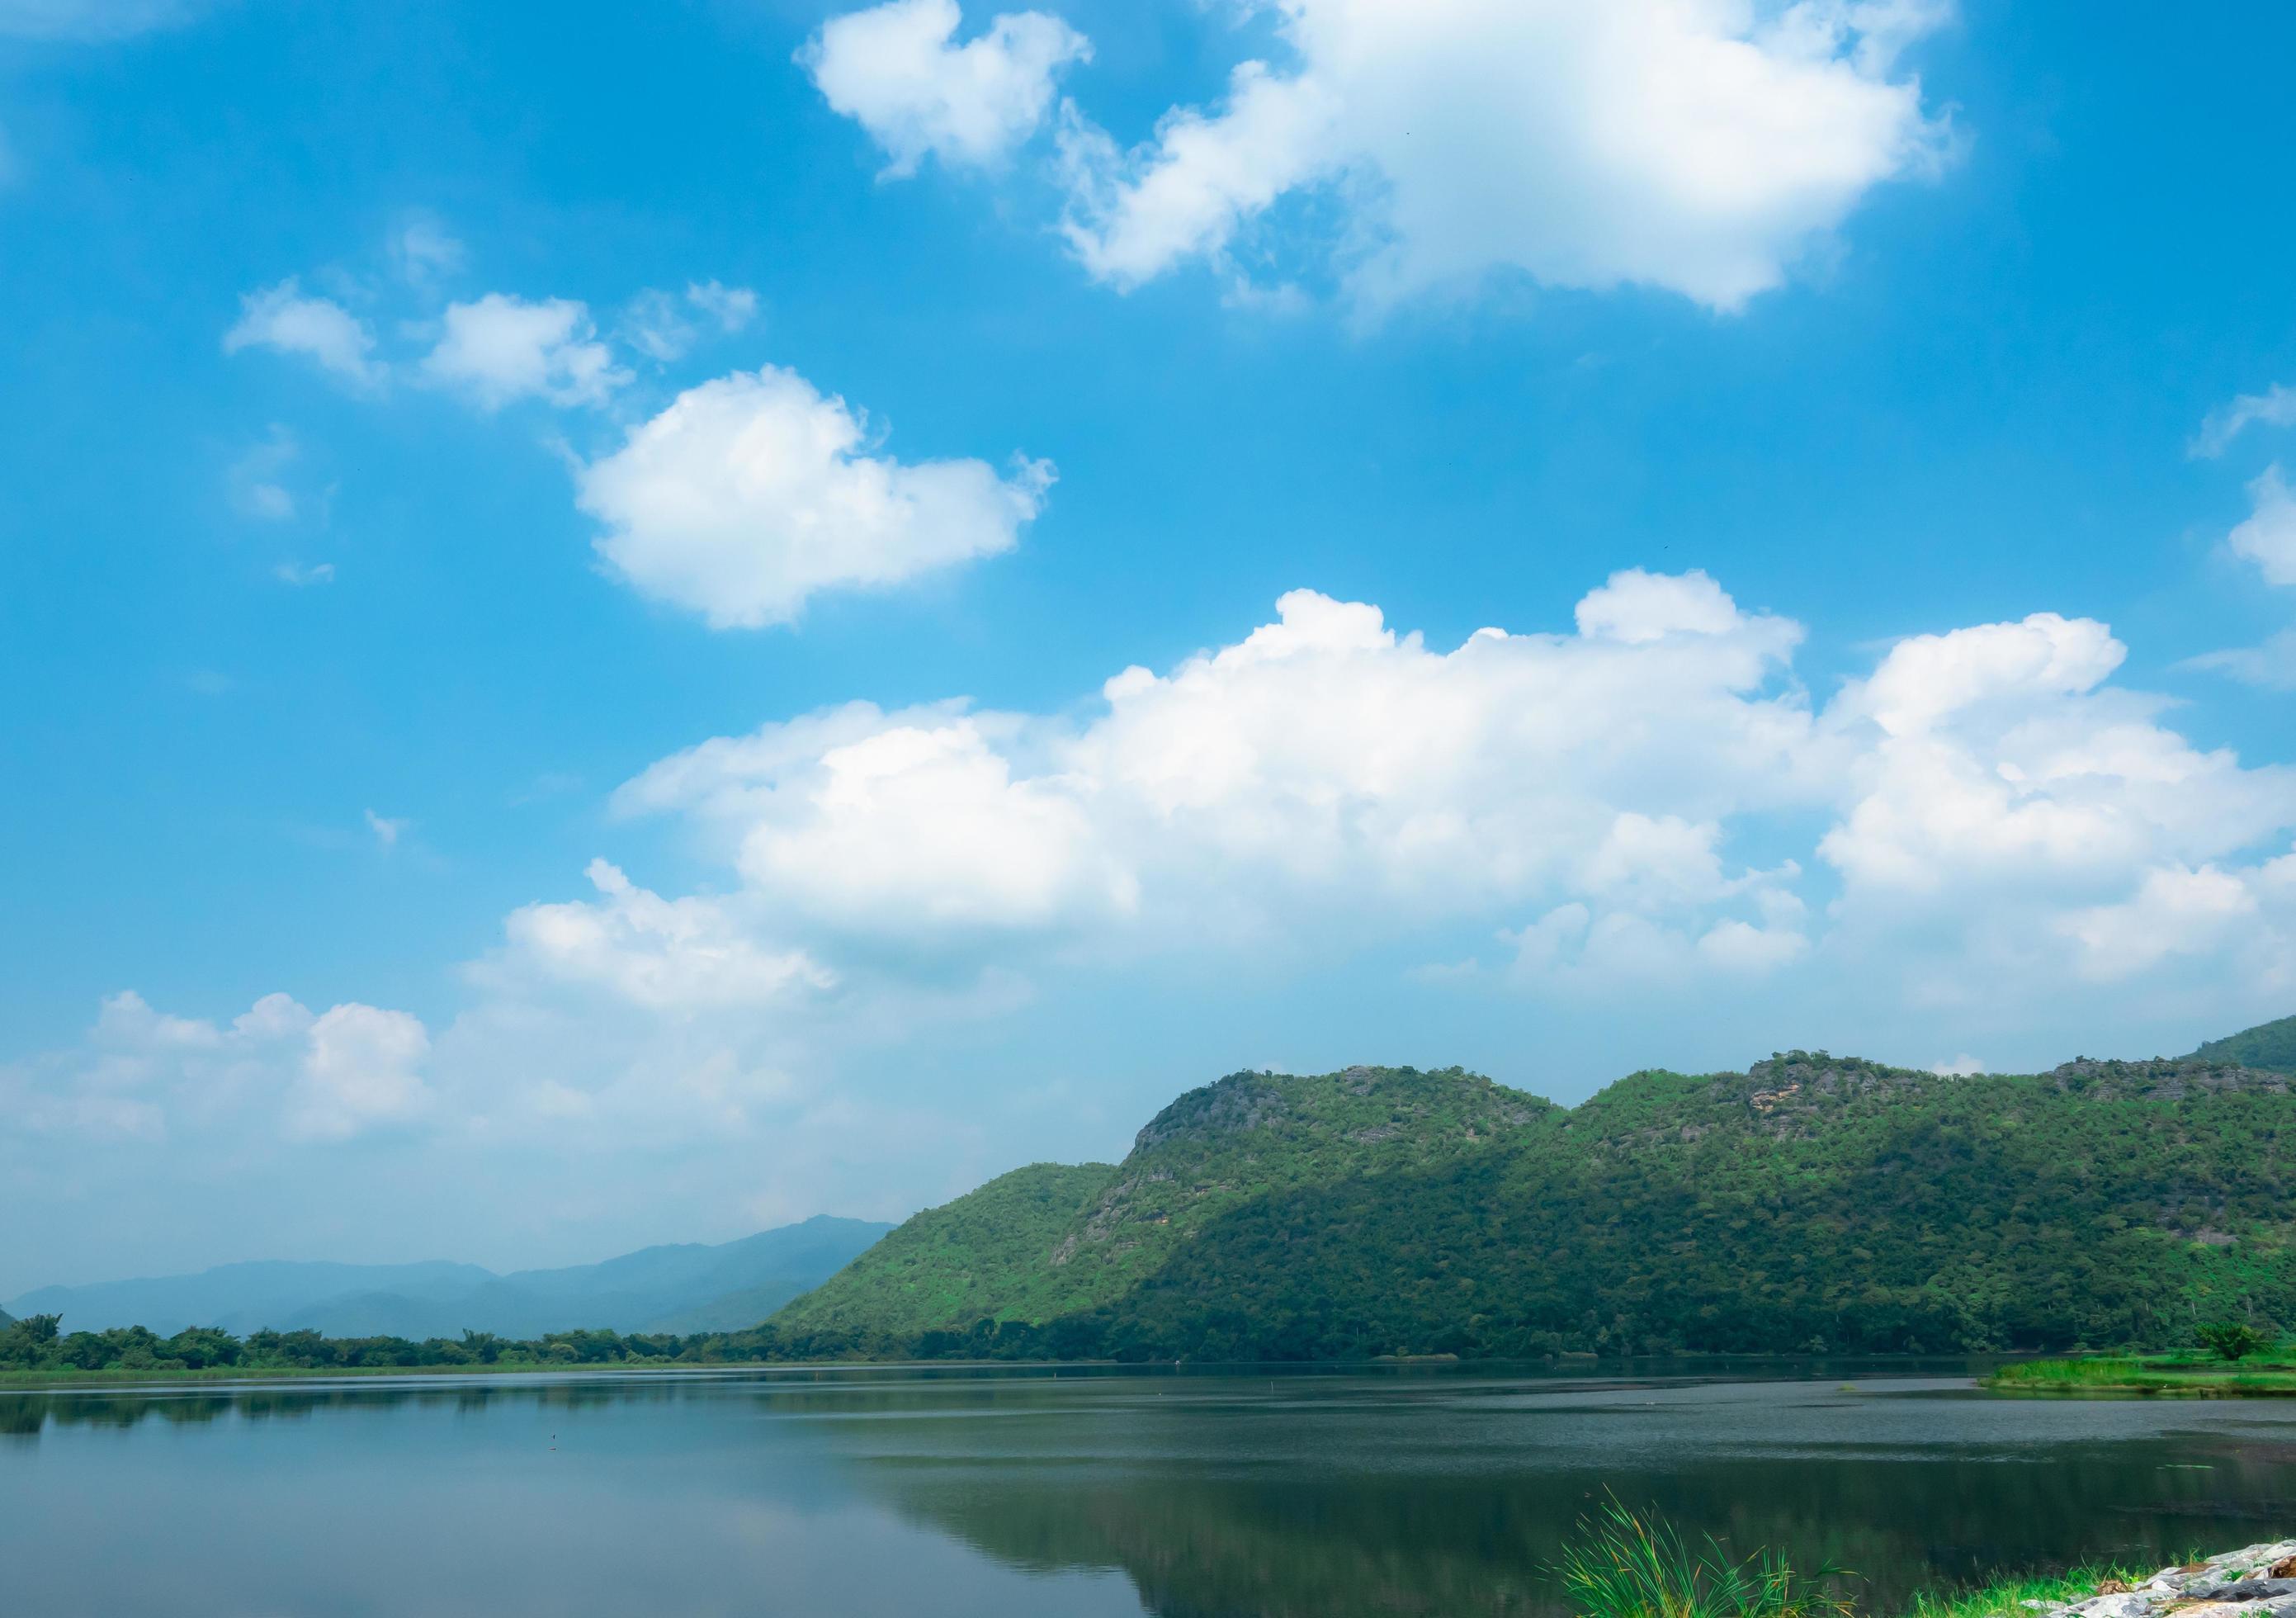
top-left (1902, 1564), bottom-right (2158, 1618)
top-left (1549, 1505), bottom-right (2184, 1618)
top-left (1553, 1499), bottom-right (1857, 1618)
top-left (1988, 1351), bottom-right (2296, 1396)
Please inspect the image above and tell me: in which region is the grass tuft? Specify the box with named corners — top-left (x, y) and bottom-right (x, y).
top-left (1553, 1499), bottom-right (1857, 1618)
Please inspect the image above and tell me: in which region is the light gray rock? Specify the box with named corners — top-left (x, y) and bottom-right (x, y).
top-left (2187, 1581), bottom-right (2296, 1602)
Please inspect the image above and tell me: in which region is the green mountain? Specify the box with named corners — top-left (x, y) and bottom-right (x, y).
top-left (2190, 1012), bottom-right (2296, 1074)
top-left (772, 1067), bottom-right (1547, 1348)
top-left (768, 1038), bottom-right (2296, 1361)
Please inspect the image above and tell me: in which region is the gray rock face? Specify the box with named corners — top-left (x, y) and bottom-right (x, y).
top-left (2035, 1542), bottom-right (2296, 1618)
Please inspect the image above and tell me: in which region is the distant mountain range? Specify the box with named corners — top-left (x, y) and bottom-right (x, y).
top-left (767, 1015), bottom-right (2296, 1361)
top-left (6, 1215), bottom-right (891, 1339)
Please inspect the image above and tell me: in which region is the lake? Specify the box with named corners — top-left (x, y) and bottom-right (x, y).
top-left (5, 1365), bottom-right (2295, 1616)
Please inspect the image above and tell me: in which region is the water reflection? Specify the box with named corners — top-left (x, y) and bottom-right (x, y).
top-left (3, 1367), bottom-right (2294, 1618)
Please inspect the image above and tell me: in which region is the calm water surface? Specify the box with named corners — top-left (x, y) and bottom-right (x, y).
top-left (6, 1365), bottom-right (2296, 1616)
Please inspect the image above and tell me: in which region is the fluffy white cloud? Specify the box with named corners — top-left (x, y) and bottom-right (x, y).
top-left (624, 574), bottom-right (1824, 960)
top-left (2058, 864), bottom-right (2263, 982)
top-left (577, 365), bottom-right (1053, 628)
top-left (12, 990), bottom-right (432, 1145)
top-left (2194, 383), bottom-right (2296, 458)
top-left (291, 1004), bottom-right (431, 1142)
top-left (612, 571), bottom-right (2294, 1010)
top-left (1818, 613), bottom-right (2294, 897)
top-left (420, 293), bottom-right (629, 409)
top-left (223, 280), bottom-right (380, 386)
top-left (803, 0), bottom-right (1090, 177)
top-left (493, 859), bottom-right (836, 1011)
top-left (1056, 0), bottom-right (1952, 310)
top-left (2227, 464), bottom-right (2296, 588)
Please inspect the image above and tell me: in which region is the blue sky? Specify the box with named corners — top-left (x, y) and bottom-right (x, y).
top-left (4, 0), bottom-right (2294, 1294)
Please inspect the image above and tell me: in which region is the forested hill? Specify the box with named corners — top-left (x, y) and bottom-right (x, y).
top-left (2190, 1013), bottom-right (2296, 1074)
top-left (768, 1034), bottom-right (2296, 1361)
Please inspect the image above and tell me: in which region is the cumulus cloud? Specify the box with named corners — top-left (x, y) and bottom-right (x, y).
top-left (1055, 0), bottom-right (1953, 310)
top-left (491, 859), bottom-right (836, 1011)
top-left (1816, 613), bottom-right (2294, 899)
top-left (2194, 383), bottom-right (2296, 458)
top-left (2227, 464), bottom-right (2296, 588)
top-left (803, 0), bottom-right (1090, 177)
top-left (419, 293), bottom-right (628, 409)
top-left (291, 1003), bottom-right (431, 1142)
top-left (12, 990), bottom-right (431, 1145)
top-left (577, 365), bottom-right (1053, 628)
top-left (223, 280), bottom-right (380, 386)
top-left (2057, 864), bottom-right (2264, 983)
top-left (621, 574), bottom-right (1823, 962)
top-left (609, 571), bottom-right (2294, 1010)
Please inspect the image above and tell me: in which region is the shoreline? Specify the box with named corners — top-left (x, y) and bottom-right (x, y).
top-left (1986, 1355), bottom-right (2296, 1398)
top-left (4, 1351), bottom-right (2014, 1393)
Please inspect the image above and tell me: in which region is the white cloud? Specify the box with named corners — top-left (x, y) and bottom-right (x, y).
top-left (291, 1003), bottom-right (431, 1142)
top-left (419, 293), bottom-right (629, 409)
top-left (803, 0), bottom-right (1090, 177)
top-left (2058, 864), bottom-right (2261, 982)
top-left (223, 279), bottom-right (380, 386)
top-left (13, 990), bottom-right (431, 1146)
top-left (492, 859), bottom-right (836, 1011)
top-left (685, 280), bottom-right (758, 333)
top-left (227, 426), bottom-right (300, 521)
top-left (364, 809), bottom-right (409, 849)
top-left (1816, 614), bottom-right (2294, 897)
top-left (2194, 383), bottom-right (2296, 458)
top-left (577, 365), bottom-right (1052, 628)
top-left (274, 561), bottom-right (337, 588)
top-left (2185, 627), bottom-right (2296, 693)
top-left (2227, 464), bottom-right (2296, 587)
top-left (612, 571), bottom-right (2294, 1012)
top-left (1056, 0), bottom-right (1953, 311)
top-left (392, 215), bottom-right (466, 287)
top-left (622, 574), bottom-right (1823, 958)
top-left (1930, 1053), bottom-right (1984, 1076)
top-left (1576, 568), bottom-right (1747, 643)
top-left (623, 281), bottom-right (761, 362)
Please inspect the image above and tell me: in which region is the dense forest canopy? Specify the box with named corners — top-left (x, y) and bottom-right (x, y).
top-left (2190, 1014), bottom-right (2296, 1075)
top-left (771, 1023), bottom-right (2296, 1362)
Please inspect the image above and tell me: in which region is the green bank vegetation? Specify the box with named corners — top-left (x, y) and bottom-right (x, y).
top-left (1550, 1500), bottom-right (2185, 1618)
top-left (0, 1311), bottom-right (804, 1382)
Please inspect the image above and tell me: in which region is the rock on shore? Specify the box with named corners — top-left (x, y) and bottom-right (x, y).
top-left (2036, 1542), bottom-right (2296, 1618)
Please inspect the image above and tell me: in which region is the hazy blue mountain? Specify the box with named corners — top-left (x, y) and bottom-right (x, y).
top-left (7, 1216), bottom-right (891, 1337)
top-left (4, 1260), bottom-right (494, 1337)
